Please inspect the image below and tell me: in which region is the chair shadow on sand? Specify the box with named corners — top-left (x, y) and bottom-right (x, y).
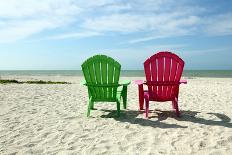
top-left (100, 109), bottom-right (232, 129)
top-left (100, 109), bottom-right (187, 129)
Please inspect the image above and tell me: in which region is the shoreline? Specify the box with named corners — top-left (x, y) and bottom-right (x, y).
top-left (1, 70), bottom-right (232, 78)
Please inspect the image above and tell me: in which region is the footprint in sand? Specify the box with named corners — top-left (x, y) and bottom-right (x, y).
top-left (217, 136), bottom-right (232, 147)
top-left (199, 141), bottom-right (206, 148)
top-left (67, 146), bottom-right (77, 150)
top-left (125, 132), bottom-right (138, 141)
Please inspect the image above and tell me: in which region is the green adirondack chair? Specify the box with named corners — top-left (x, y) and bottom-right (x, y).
top-left (81, 55), bottom-right (131, 117)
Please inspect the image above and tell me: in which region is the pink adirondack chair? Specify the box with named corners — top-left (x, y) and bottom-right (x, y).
top-left (135, 51), bottom-right (187, 118)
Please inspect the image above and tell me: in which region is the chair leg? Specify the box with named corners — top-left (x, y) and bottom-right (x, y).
top-left (172, 101), bottom-right (175, 109)
top-left (116, 99), bottom-right (120, 117)
top-left (90, 101), bottom-right (94, 110)
top-left (122, 86), bottom-right (127, 109)
top-left (173, 98), bottom-right (180, 117)
top-left (144, 96), bottom-right (149, 118)
top-left (87, 97), bottom-right (93, 117)
top-left (138, 84), bottom-right (144, 110)
top-left (175, 104), bottom-right (180, 117)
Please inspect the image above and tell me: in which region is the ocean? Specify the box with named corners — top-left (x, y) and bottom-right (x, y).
top-left (0, 70), bottom-right (232, 78)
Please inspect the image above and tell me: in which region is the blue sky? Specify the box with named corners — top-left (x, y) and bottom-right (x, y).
top-left (0, 0), bottom-right (232, 70)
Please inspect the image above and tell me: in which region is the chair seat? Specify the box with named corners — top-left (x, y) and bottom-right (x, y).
top-left (144, 91), bottom-right (175, 102)
top-left (91, 87), bottom-right (123, 102)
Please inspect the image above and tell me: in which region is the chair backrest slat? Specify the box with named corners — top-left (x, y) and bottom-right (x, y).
top-left (150, 56), bottom-right (158, 96)
top-left (101, 56), bottom-right (107, 98)
top-left (113, 62), bottom-right (121, 98)
top-left (94, 56), bottom-right (102, 98)
top-left (107, 57), bottom-right (114, 99)
top-left (144, 60), bottom-right (152, 96)
top-left (82, 62), bottom-right (95, 99)
top-left (87, 60), bottom-right (97, 98)
top-left (164, 57), bottom-right (171, 97)
top-left (168, 59), bottom-right (177, 98)
top-left (157, 57), bottom-right (164, 96)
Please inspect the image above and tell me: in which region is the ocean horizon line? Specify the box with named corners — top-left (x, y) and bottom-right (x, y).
top-left (0, 69), bottom-right (232, 71)
top-left (0, 70), bottom-right (232, 78)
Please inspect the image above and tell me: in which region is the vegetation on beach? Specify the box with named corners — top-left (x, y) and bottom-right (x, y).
top-left (0, 79), bottom-right (70, 84)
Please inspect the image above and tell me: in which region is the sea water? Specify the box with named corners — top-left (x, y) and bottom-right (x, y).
top-left (0, 70), bottom-right (232, 78)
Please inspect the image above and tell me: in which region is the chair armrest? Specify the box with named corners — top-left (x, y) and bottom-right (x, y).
top-left (120, 80), bottom-right (131, 86)
top-left (80, 80), bottom-right (86, 86)
top-left (134, 80), bottom-right (144, 85)
top-left (179, 79), bottom-right (187, 84)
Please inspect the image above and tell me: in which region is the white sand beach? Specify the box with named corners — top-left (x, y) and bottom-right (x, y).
top-left (0, 76), bottom-right (232, 155)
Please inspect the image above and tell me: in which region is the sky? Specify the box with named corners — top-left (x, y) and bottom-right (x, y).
top-left (0, 0), bottom-right (232, 70)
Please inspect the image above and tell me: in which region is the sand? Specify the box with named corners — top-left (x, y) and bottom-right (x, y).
top-left (0, 76), bottom-right (232, 155)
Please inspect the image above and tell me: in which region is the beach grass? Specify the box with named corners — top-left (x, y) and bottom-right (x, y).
top-left (0, 79), bottom-right (70, 84)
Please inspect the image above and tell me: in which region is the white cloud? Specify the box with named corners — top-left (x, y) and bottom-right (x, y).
top-left (0, 0), bottom-right (80, 43)
top-left (0, 0), bottom-right (80, 18)
top-left (185, 48), bottom-right (231, 56)
top-left (204, 13), bottom-right (232, 36)
top-left (48, 31), bottom-right (102, 40)
top-left (82, 14), bottom-right (147, 33)
top-left (98, 44), bottom-right (187, 69)
top-left (0, 0), bottom-right (231, 43)
top-left (102, 44), bottom-right (186, 60)
top-left (82, 13), bottom-right (199, 33)
top-left (127, 15), bottom-right (199, 43)
top-left (0, 20), bottom-right (56, 42)
top-left (81, 2), bottom-right (202, 42)
top-left (128, 36), bottom-right (166, 44)
top-left (74, 0), bottom-right (115, 8)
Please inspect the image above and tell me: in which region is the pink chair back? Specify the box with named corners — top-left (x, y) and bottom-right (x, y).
top-left (144, 52), bottom-right (185, 101)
